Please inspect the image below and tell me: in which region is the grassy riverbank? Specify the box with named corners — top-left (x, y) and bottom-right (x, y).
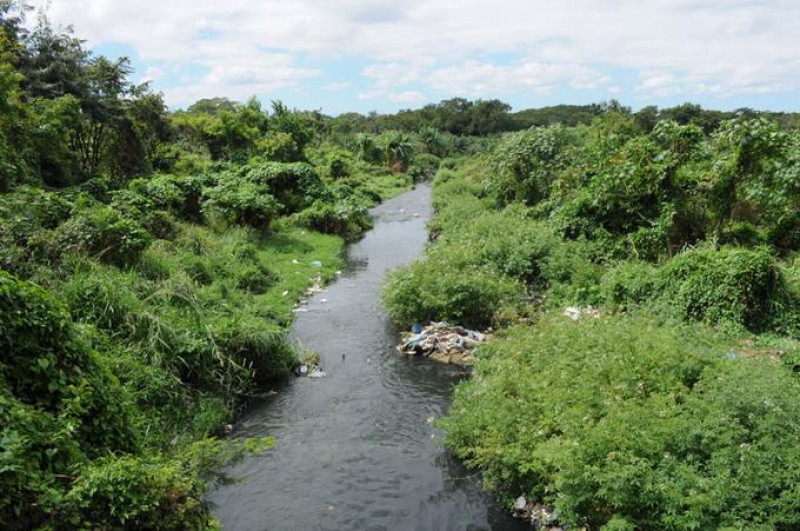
top-left (383, 116), bottom-right (800, 528)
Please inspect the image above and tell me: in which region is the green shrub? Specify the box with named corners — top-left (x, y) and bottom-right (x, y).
top-left (293, 198), bottom-right (372, 238)
top-left (202, 175), bottom-right (279, 230)
top-left (766, 211), bottom-right (800, 255)
top-left (443, 315), bottom-right (800, 529)
top-left (600, 261), bottom-right (658, 311)
top-left (243, 161), bottom-right (327, 214)
top-left (66, 454), bottom-right (215, 529)
top-left (60, 271), bottom-right (143, 334)
top-left (55, 203), bottom-right (151, 267)
top-left (719, 220), bottom-right (766, 248)
top-left (0, 186), bottom-right (73, 229)
top-left (212, 320), bottom-right (296, 382)
top-left (130, 174), bottom-right (207, 222)
top-left (488, 125), bottom-right (571, 205)
top-left (235, 263), bottom-right (278, 294)
top-left (441, 208), bottom-right (565, 285)
top-left (655, 246), bottom-right (783, 331)
top-left (383, 249), bottom-right (519, 329)
top-left (183, 256), bottom-right (214, 285)
top-left (0, 271), bottom-right (138, 525)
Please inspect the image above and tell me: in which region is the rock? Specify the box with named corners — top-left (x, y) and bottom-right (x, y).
top-left (513, 495), bottom-right (527, 513)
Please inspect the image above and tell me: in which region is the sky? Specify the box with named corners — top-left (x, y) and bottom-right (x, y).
top-left (32, 0), bottom-right (800, 115)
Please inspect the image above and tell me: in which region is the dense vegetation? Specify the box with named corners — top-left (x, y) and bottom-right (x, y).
top-left (0, 4), bottom-right (461, 527)
top-left (4, 1), bottom-right (800, 527)
top-left (384, 106), bottom-right (800, 528)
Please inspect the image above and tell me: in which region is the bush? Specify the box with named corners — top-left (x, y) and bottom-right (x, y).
top-left (0, 271), bottom-right (138, 526)
top-left (182, 256), bottom-right (213, 285)
top-left (243, 161), bottom-right (327, 214)
top-left (202, 175), bottom-right (279, 230)
top-left (383, 249), bottom-right (519, 329)
top-left (488, 125), bottom-right (571, 205)
top-left (60, 271), bottom-right (144, 335)
top-left (655, 246), bottom-right (783, 331)
top-left (212, 319), bottom-right (296, 381)
top-left (66, 454), bottom-right (214, 529)
top-left (719, 220), bottom-right (766, 248)
top-left (130, 174), bottom-right (206, 222)
top-left (293, 198), bottom-right (372, 238)
top-left (55, 202), bottom-right (152, 267)
top-left (600, 261), bottom-right (658, 311)
top-left (235, 263), bottom-right (278, 294)
top-left (767, 211), bottom-right (800, 255)
top-left (442, 315), bottom-right (800, 529)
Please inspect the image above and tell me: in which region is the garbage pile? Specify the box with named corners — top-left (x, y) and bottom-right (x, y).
top-left (513, 496), bottom-right (566, 530)
top-left (396, 322), bottom-right (487, 366)
top-left (562, 305), bottom-right (599, 321)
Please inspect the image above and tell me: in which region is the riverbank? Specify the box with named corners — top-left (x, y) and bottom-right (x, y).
top-left (0, 160), bottom-right (413, 528)
top-left (383, 147), bottom-right (800, 528)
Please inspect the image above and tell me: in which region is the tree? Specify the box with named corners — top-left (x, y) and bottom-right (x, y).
top-left (379, 131), bottom-right (414, 172)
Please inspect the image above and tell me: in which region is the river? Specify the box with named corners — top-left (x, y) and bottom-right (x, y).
top-left (211, 183), bottom-right (525, 531)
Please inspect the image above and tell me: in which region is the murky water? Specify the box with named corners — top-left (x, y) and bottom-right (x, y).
top-left (211, 184), bottom-right (525, 531)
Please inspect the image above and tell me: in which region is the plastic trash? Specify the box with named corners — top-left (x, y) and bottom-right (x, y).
top-left (310, 260), bottom-right (322, 268)
top-left (396, 321), bottom-right (487, 366)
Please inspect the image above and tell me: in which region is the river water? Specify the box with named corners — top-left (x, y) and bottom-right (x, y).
top-left (212, 184), bottom-right (524, 531)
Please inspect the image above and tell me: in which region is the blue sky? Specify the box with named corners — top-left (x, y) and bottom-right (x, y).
top-left (38, 0), bottom-right (800, 115)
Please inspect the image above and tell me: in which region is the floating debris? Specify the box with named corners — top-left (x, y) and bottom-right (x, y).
top-left (295, 363), bottom-right (327, 378)
top-left (396, 322), bottom-right (487, 366)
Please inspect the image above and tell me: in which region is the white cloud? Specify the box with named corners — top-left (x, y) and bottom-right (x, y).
top-left (139, 66), bottom-right (164, 84)
top-left (32, 0), bottom-right (800, 106)
top-left (358, 89), bottom-right (426, 104)
top-left (322, 82), bottom-right (351, 91)
top-left (362, 62), bottom-right (426, 90)
top-left (427, 60), bottom-right (610, 96)
top-left (389, 91), bottom-right (426, 104)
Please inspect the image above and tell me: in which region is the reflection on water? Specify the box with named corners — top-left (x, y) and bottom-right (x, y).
top-left (211, 184), bottom-right (524, 531)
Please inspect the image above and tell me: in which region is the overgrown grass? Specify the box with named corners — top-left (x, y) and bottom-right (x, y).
top-left (384, 156), bottom-right (800, 528)
top-left (443, 315), bottom-right (800, 529)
